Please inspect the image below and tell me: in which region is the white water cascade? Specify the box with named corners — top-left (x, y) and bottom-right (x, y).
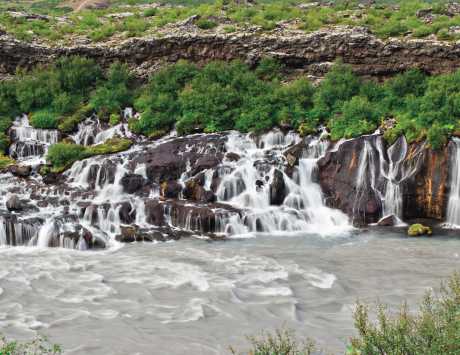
top-left (8, 115), bottom-right (59, 165)
top-left (216, 130), bottom-right (351, 237)
top-left (445, 137), bottom-right (460, 227)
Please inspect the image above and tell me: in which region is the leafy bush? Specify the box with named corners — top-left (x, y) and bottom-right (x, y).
top-left (30, 110), bottom-right (59, 129)
top-left (230, 329), bottom-right (316, 355)
top-left (196, 18), bottom-right (217, 29)
top-left (349, 272), bottom-right (460, 354)
top-left (0, 335), bottom-right (61, 354)
top-left (329, 96), bottom-right (380, 140)
top-left (90, 62), bottom-right (134, 116)
top-left (47, 143), bottom-right (88, 170)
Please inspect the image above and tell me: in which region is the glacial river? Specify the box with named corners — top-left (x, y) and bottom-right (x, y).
top-left (1, 230), bottom-right (459, 354)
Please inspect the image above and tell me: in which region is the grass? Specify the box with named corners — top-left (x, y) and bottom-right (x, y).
top-left (46, 137), bottom-right (132, 172)
top-left (2, 1), bottom-right (460, 44)
top-left (0, 154), bottom-right (14, 170)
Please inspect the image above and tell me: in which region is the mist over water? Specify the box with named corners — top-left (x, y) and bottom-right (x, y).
top-left (0, 232), bottom-right (459, 355)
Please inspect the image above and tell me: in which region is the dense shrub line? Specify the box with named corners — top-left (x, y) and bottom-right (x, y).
top-left (2, 55), bottom-right (460, 160)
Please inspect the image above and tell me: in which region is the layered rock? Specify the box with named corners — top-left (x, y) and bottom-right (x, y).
top-left (2, 27), bottom-right (460, 79)
top-left (318, 135), bottom-right (451, 225)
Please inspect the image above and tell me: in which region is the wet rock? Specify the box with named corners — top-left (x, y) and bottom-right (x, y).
top-left (183, 179), bottom-right (216, 203)
top-left (269, 169), bottom-right (287, 205)
top-left (225, 152), bottom-right (240, 162)
top-left (377, 214), bottom-right (397, 227)
top-left (131, 134), bottom-right (226, 184)
top-left (318, 136), bottom-right (384, 225)
top-left (121, 173), bottom-right (145, 194)
top-left (117, 225), bottom-right (137, 243)
top-left (9, 164), bottom-right (32, 178)
top-left (6, 195), bottom-right (23, 211)
top-left (160, 180), bottom-right (182, 199)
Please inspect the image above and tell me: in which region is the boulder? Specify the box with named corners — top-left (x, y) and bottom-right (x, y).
top-left (269, 169), bottom-right (287, 205)
top-left (377, 214), bottom-right (397, 227)
top-left (121, 173), bottom-right (145, 194)
top-left (9, 164), bottom-right (32, 178)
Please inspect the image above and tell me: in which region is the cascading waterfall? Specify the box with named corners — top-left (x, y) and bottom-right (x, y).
top-left (216, 130), bottom-right (351, 237)
top-left (445, 137), bottom-right (460, 227)
top-left (8, 115), bottom-right (59, 164)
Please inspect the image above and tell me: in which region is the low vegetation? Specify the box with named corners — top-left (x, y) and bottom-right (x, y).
top-left (2, 1), bottom-right (460, 45)
top-left (46, 137), bottom-right (132, 172)
top-left (0, 335), bottom-right (61, 354)
top-left (233, 272), bottom-right (460, 354)
top-left (2, 55), bottom-right (460, 163)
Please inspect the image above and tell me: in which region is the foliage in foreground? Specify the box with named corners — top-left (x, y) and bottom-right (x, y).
top-left (230, 329), bottom-right (316, 355)
top-left (234, 272), bottom-right (460, 355)
top-left (0, 335), bottom-right (61, 355)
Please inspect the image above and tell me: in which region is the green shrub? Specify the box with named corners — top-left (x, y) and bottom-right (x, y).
top-left (230, 329), bottom-right (316, 355)
top-left (47, 143), bottom-right (88, 171)
top-left (143, 8), bottom-right (158, 17)
top-left (329, 96), bottom-right (380, 140)
top-left (30, 110), bottom-right (59, 129)
top-left (0, 335), bottom-right (61, 354)
top-left (255, 57), bottom-right (283, 81)
top-left (86, 137), bottom-right (132, 155)
top-left (90, 62), bottom-right (134, 115)
top-left (196, 18), bottom-right (218, 29)
top-left (109, 113), bottom-right (121, 126)
top-left (349, 273), bottom-right (460, 354)
top-left (313, 62), bottom-right (361, 120)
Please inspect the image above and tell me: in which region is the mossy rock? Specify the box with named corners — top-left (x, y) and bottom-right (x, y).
top-left (408, 223), bottom-right (432, 237)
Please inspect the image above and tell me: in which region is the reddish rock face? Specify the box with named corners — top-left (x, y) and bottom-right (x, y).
top-left (402, 143), bottom-right (449, 221)
top-left (317, 135), bottom-right (451, 226)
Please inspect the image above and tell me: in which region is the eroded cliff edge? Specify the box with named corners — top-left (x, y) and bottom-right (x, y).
top-left (2, 26), bottom-right (460, 79)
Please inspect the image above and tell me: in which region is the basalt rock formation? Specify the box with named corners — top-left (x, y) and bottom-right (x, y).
top-left (2, 26), bottom-right (460, 79)
top-left (317, 134), bottom-right (452, 226)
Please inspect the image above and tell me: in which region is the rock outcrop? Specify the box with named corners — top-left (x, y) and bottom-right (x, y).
top-left (318, 134), bottom-right (450, 225)
top-left (2, 27), bottom-right (460, 79)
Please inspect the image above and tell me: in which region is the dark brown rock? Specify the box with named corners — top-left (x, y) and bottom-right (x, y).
top-left (9, 164), bottom-right (31, 178)
top-left (121, 173), bottom-right (145, 194)
top-left (270, 169), bottom-right (287, 205)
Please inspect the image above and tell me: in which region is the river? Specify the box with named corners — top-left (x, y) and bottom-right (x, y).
top-left (1, 230), bottom-right (459, 354)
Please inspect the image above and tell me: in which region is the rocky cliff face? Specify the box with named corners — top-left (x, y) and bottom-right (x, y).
top-left (317, 134), bottom-right (451, 226)
top-left (2, 26), bottom-right (460, 79)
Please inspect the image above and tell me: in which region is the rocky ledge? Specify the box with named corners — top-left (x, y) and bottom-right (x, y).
top-left (2, 26), bottom-right (460, 79)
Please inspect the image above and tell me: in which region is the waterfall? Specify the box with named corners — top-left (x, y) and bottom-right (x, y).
top-left (216, 131), bottom-right (351, 237)
top-left (445, 138), bottom-right (460, 227)
top-left (8, 115), bottom-right (59, 164)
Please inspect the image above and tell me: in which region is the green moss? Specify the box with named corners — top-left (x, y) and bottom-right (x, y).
top-left (408, 223), bottom-right (432, 237)
top-left (0, 154), bottom-right (14, 170)
top-left (86, 137), bottom-right (132, 156)
top-left (46, 137), bottom-right (132, 173)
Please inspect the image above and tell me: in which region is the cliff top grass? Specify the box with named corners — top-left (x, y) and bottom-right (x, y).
top-left (2, 1), bottom-right (460, 45)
